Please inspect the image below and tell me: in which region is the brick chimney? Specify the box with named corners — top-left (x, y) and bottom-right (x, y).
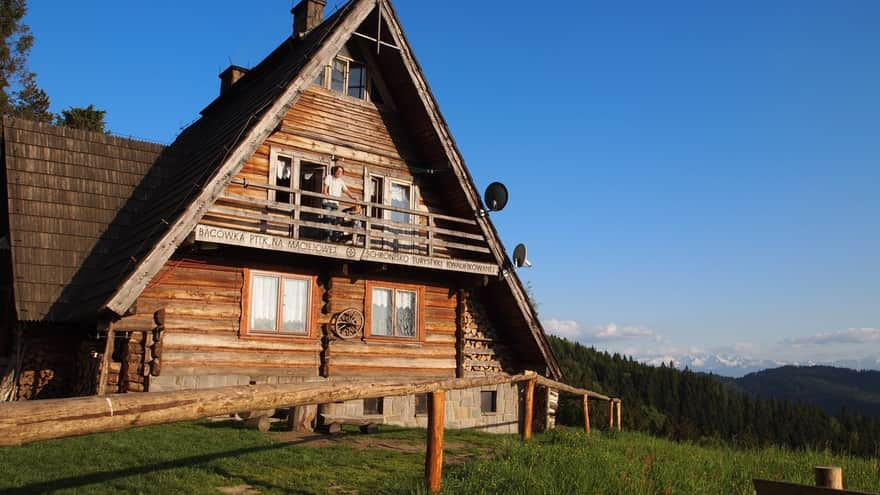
top-left (219, 65), bottom-right (249, 95)
top-left (292, 0), bottom-right (326, 37)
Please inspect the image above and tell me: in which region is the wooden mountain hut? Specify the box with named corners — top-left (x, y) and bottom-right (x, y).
top-left (0, 0), bottom-right (561, 433)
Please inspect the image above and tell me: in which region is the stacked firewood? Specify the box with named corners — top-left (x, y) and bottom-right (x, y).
top-left (16, 344), bottom-right (68, 399)
top-left (547, 389), bottom-right (559, 428)
top-left (461, 296), bottom-right (511, 374)
top-left (121, 332), bottom-right (147, 393)
top-left (118, 309), bottom-right (165, 393)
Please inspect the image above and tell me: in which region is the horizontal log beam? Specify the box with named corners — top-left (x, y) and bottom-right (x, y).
top-left (535, 376), bottom-right (612, 401)
top-left (0, 373), bottom-right (537, 447)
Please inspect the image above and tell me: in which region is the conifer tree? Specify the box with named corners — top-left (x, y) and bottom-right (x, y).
top-left (56, 104), bottom-right (108, 133)
top-left (0, 0), bottom-right (51, 122)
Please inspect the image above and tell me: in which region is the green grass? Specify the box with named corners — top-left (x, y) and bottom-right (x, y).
top-left (0, 423), bottom-right (878, 494)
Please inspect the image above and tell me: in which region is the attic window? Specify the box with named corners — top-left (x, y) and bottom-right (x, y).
top-left (315, 56), bottom-right (369, 100)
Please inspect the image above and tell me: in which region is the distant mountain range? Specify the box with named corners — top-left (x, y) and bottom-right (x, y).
top-left (549, 336), bottom-right (880, 456)
top-left (723, 365), bottom-right (880, 418)
top-left (639, 353), bottom-right (880, 378)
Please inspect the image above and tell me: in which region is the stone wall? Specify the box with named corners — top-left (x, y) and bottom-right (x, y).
top-left (322, 382), bottom-right (523, 434)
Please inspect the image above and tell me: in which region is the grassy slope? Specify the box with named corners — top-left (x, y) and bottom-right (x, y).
top-left (0, 422), bottom-right (878, 494)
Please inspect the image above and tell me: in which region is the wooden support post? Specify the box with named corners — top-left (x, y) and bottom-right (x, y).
top-left (287, 404), bottom-right (317, 432)
top-left (814, 466), bottom-right (843, 490)
top-left (582, 395), bottom-right (591, 434)
top-left (243, 416), bottom-right (271, 432)
top-left (522, 378), bottom-right (536, 442)
top-left (97, 321), bottom-right (114, 396)
top-left (616, 400), bottom-right (622, 431)
top-left (608, 400), bottom-right (615, 429)
top-left (425, 389), bottom-right (446, 494)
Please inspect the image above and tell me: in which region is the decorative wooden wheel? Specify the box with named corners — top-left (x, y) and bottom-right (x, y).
top-left (333, 308), bottom-right (364, 339)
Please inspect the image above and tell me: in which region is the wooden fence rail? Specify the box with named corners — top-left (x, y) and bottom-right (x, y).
top-left (0, 371), bottom-right (621, 493)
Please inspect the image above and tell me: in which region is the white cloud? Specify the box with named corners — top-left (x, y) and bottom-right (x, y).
top-left (542, 319), bottom-right (661, 343)
top-left (784, 328), bottom-right (880, 346)
top-left (594, 323), bottom-right (660, 341)
top-left (543, 319), bottom-right (584, 340)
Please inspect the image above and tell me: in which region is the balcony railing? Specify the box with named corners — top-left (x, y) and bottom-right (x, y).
top-left (195, 179), bottom-right (499, 275)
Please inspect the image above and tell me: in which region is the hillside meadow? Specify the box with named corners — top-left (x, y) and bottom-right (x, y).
top-left (0, 422), bottom-right (879, 494)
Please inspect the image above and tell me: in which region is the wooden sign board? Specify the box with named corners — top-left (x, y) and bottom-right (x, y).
top-left (753, 479), bottom-right (877, 495)
top-left (195, 225), bottom-right (499, 276)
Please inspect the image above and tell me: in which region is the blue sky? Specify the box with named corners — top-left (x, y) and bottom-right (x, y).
top-left (24, 1), bottom-right (880, 374)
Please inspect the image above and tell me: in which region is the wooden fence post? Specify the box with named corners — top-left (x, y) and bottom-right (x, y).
top-left (425, 389), bottom-right (446, 494)
top-left (814, 466), bottom-right (843, 490)
top-left (616, 400), bottom-right (622, 431)
top-left (522, 378), bottom-right (536, 442)
top-left (582, 395), bottom-right (591, 434)
top-left (97, 321), bottom-right (114, 396)
top-left (608, 399), bottom-right (615, 429)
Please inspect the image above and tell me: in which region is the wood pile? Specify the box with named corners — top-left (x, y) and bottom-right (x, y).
top-left (16, 342), bottom-right (69, 399)
top-left (117, 310), bottom-right (166, 393)
top-left (547, 389), bottom-right (559, 429)
top-left (460, 295), bottom-right (512, 374)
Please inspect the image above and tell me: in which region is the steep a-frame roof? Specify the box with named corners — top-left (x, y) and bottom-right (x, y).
top-left (2, 0), bottom-right (560, 377)
top-left (2, 117), bottom-right (165, 322)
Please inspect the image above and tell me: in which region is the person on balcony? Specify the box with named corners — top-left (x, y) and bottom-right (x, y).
top-left (323, 165), bottom-right (358, 242)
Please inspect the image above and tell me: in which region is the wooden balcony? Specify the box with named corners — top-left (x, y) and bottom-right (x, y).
top-left (195, 179), bottom-right (499, 276)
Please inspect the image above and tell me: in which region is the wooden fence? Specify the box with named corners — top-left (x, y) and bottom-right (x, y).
top-left (0, 371), bottom-right (620, 493)
top-left (754, 466), bottom-right (878, 495)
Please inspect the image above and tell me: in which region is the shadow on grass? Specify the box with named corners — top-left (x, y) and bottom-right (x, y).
top-left (3, 437), bottom-right (323, 495)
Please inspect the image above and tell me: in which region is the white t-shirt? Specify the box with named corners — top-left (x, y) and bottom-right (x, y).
top-left (323, 175), bottom-right (349, 205)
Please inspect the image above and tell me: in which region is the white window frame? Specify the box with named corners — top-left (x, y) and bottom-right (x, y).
top-left (385, 179), bottom-right (414, 225)
top-left (268, 149), bottom-right (302, 204)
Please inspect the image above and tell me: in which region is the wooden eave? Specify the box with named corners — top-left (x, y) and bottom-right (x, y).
top-left (100, 0), bottom-right (561, 379)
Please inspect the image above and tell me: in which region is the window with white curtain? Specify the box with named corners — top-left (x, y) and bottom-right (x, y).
top-left (247, 270), bottom-right (311, 335)
top-left (368, 284), bottom-right (418, 339)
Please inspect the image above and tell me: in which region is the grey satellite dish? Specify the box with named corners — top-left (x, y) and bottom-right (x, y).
top-left (484, 182), bottom-right (509, 212)
top-left (513, 243), bottom-right (532, 268)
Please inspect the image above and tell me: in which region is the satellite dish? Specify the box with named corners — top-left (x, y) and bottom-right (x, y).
top-left (483, 182), bottom-right (509, 212)
top-left (513, 243), bottom-right (532, 268)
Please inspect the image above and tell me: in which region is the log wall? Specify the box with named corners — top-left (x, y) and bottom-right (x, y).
top-left (217, 86), bottom-right (422, 217)
top-left (114, 255), bottom-right (468, 391)
top-left (324, 274), bottom-right (457, 378)
top-left (116, 258), bottom-right (322, 391)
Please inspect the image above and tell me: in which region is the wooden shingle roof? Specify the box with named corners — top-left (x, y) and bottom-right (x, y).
top-left (2, 117), bottom-right (164, 321)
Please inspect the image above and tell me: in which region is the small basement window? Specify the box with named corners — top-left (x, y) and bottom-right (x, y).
top-left (480, 390), bottom-right (497, 414)
top-left (244, 270), bottom-right (312, 336)
top-left (363, 397), bottom-right (384, 415)
top-left (414, 393), bottom-right (429, 416)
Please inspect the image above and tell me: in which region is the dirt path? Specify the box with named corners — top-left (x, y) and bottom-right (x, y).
top-left (272, 430), bottom-right (492, 464)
